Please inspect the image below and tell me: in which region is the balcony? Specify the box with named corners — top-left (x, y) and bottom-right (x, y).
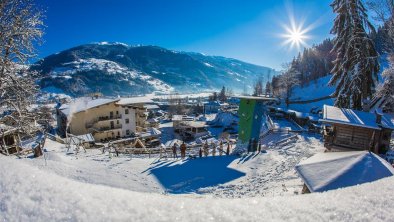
top-left (88, 124), bottom-right (122, 134)
top-left (98, 114), bottom-right (122, 122)
top-left (85, 114), bottom-right (122, 128)
top-left (99, 124), bottom-right (122, 132)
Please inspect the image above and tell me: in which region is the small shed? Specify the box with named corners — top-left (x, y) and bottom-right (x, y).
top-left (0, 124), bottom-right (20, 155)
top-left (295, 151), bottom-right (394, 193)
top-left (320, 105), bottom-right (394, 154)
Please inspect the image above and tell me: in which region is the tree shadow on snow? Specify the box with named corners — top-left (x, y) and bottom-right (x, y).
top-left (149, 156), bottom-right (245, 194)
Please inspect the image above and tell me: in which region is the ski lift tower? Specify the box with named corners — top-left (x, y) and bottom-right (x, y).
top-left (236, 95), bottom-right (277, 153)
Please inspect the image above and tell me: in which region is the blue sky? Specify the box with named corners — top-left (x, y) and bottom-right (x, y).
top-left (35, 0), bottom-right (334, 70)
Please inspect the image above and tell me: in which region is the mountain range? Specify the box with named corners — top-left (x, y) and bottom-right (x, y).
top-left (31, 42), bottom-right (277, 97)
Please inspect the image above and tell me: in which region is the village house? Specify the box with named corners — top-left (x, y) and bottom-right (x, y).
top-left (172, 115), bottom-right (209, 140)
top-left (57, 96), bottom-right (153, 142)
top-left (320, 105), bottom-right (394, 154)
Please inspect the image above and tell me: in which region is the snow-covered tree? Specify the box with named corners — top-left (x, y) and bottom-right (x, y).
top-left (0, 0), bottom-right (44, 134)
top-left (375, 54), bottom-right (394, 112)
top-left (279, 67), bottom-right (300, 107)
top-left (367, 0), bottom-right (394, 53)
top-left (367, 0), bottom-right (394, 113)
top-left (329, 0), bottom-right (380, 110)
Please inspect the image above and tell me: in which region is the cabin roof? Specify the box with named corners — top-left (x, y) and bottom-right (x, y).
top-left (320, 105), bottom-right (394, 130)
top-left (295, 151), bottom-right (394, 192)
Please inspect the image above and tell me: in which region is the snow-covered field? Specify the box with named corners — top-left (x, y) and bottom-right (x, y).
top-left (1, 108), bottom-right (393, 221)
top-left (1, 139), bottom-right (394, 221)
top-left (9, 132), bottom-right (321, 197)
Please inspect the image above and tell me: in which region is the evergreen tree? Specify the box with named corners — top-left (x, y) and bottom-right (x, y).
top-left (329, 0), bottom-right (380, 109)
top-left (218, 86), bottom-right (227, 102)
top-left (265, 81), bottom-right (272, 95)
top-left (252, 78), bottom-right (263, 96)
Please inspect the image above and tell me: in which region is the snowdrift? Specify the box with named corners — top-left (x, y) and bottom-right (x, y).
top-left (1, 156), bottom-right (394, 221)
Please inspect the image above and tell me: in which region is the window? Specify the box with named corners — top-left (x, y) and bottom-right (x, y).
top-left (117, 120), bottom-right (119, 124)
top-left (117, 132), bottom-right (120, 136)
top-left (126, 130), bottom-right (130, 135)
top-left (116, 111), bottom-right (119, 115)
top-left (125, 109), bottom-right (129, 114)
top-left (125, 118), bottom-right (129, 124)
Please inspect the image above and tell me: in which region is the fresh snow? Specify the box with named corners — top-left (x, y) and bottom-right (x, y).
top-left (322, 105), bottom-right (394, 130)
top-left (295, 151), bottom-right (394, 192)
top-left (290, 75), bottom-right (335, 101)
top-left (1, 141), bottom-right (394, 221)
top-left (203, 62), bottom-right (214, 68)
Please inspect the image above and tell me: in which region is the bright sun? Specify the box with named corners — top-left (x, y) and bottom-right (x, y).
top-left (281, 22), bottom-right (310, 50)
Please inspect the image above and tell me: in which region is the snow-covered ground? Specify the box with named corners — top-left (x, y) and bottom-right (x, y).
top-left (4, 131), bottom-right (323, 198)
top-left (1, 142), bottom-right (394, 221)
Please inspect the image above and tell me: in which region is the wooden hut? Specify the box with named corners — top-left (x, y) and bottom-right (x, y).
top-left (320, 105), bottom-right (394, 154)
top-left (0, 124), bottom-right (20, 155)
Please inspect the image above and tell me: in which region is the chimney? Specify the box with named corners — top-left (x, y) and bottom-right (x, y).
top-left (375, 109), bottom-right (383, 125)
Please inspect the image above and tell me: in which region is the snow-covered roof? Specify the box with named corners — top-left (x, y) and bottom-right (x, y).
top-left (140, 128), bottom-right (162, 138)
top-left (60, 97), bottom-right (118, 116)
top-left (295, 151), bottom-right (394, 193)
top-left (181, 121), bottom-right (207, 128)
top-left (321, 105), bottom-right (394, 130)
top-left (117, 97), bottom-right (153, 105)
top-left (287, 110), bottom-right (309, 118)
top-left (144, 104), bottom-right (160, 110)
top-left (172, 115), bottom-right (194, 121)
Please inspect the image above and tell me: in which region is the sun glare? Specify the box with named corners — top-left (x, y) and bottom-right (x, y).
top-left (281, 24), bottom-right (309, 50)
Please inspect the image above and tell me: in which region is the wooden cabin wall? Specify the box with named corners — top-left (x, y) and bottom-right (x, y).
top-left (376, 129), bottom-right (393, 153)
top-left (333, 124), bottom-right (375, 150)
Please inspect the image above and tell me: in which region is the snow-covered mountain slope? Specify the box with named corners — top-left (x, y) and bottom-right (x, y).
top-left (32, 42), bottom-right (277, 97)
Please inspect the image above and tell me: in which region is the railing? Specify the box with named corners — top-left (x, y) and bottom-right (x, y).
top-left (90, 124), bottom-right (123, 133)
top-left (97, 114), bottom-right (122, 122)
